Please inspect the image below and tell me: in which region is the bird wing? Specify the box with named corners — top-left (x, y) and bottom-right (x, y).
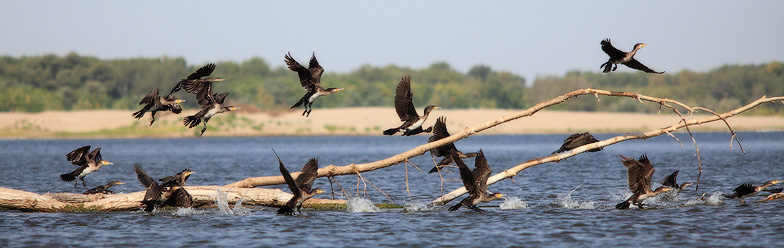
top-left (394, 76), bottom-right (419, 122)
top-left (274, 150), bottom-right (301, 197)
top-left (661, 170), bottom-right (679, 188)
top-left (285, 53), bottom-right (317, 92)
top-left (66, 145), bottom-right (91, 166)
top-left (88, 147), bottom-right (103, 164)
top-left (139, 89), bottom-right (159, 105)
top-left (620, 154), bottom-right (643, 192)
top-left (734, 184), bottom-right (755, 196)
top-left (428, 116), bottom-right (456, 157)
top-left (134, 164), bottom-right (157, 189)
top-left (472, 150), bottom-right (491, 195)
top-left (295, 158), bottom-right (319, 192)
top-left (623, 59), bottom-right (664, 74)
top-left (638, 154), bottom-right (655, 191)
top-left (308, 53), bottom-right (325, 89)
top-left (187, 63), bottom-right (216, 80)
top-left (452, 150), bottom-right (476, 194)
top-left (192, 82), bottom-right (216, 106)
top-left (165, 188), bottom-right (194, 208)
top-left (601, 39), bottom-right (625, 58)
top-left (213, 92), bottom-right (230, 105)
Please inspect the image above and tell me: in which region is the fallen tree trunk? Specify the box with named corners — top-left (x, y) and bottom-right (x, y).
top-left (0, 186), bottom-right (345, 212)
top-left (431, 95), bottom-right (784, 204)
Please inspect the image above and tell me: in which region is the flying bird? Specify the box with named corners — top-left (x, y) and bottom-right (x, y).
top-left (725, 180), bottom-right (781, 199)
top-left (427, 116), bottom-right (478, 173)
top-left (273, 149), bottom-right (324, 215)
top-left (600, 39), bottom-right (664, 74)
top-left (383, 75), bottom-right (439, 136)
top-left (183, 91), bottom-right (239, 136)
top-left (448, 150), bottom-right (505, 212)
top-left (60, 145), bottom-right (113, 188)
top-left (132, 89), bottom-right (185, 126)
top-left (285, 52), bottom-right (343, 117)
top-left (615, 154), bottom-right (671, 209)
top-left (169, 63), bottom-right (223, 96)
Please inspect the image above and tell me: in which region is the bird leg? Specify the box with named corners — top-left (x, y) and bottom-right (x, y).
top-left (612, 64), bottom-right (618, 71)
top-left (73, 179), bottom-right (78, 188)
top-left (469, 206), bottom-right (484, 212)
top-left (304, 102), bottom-right (314, 117)
top-left (149, 111), bottom-right (157, 126)
top-left (81, 179), bottom-right (87, 189)
top-left (200, 118), bottom-right (210, 136)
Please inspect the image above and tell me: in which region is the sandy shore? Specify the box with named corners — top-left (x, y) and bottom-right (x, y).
top-left (1, 107), bottom-right (782, 139)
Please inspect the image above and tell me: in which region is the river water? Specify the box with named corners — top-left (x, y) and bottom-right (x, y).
top-left (1, 132), bottom-right (783, 247)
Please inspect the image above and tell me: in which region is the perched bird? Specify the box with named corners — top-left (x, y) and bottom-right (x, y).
top-left (552, 132), bottom-right (602, 154)
top-left (427, 116), bottom-right (478, 173)
top-left (284, 52), bottom-right (343, 117)
top-left (725, 180), bottom-right (781, 199)
top-left (132, 89), bottom-right (185, 126)
top-left (60, 146), bottom-right (113, 188)
top-left (383, 76), bottom-right (440, 136)
top-left (600, 39), bottom-right (664, 74)
top-left (273, 150), bottom-right (324, 215)
top-left (169, 63), bottom-right (223, 96)
top-left (83, 181), bottom-right (124, 195)
top-left (616, 154), bottom-right (672, 209)
top-left (134, 164), bottom-right (193, 212)
top-left (183, 92), bottom-right (239, 136)
top-left (448, 150), bottom-right (505, 212)
top-left (660, 170), bottom-right (693, 193)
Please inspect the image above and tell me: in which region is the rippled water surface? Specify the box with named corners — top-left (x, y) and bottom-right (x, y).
top-left (1, 132), bottom-right (784, 247)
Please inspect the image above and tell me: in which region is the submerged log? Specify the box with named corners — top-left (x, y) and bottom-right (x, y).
top-left (0, 186), bottom-right (345, 212)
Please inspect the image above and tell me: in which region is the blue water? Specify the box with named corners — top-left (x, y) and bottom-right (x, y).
top-left (1, 132), bottom-right (783, 247)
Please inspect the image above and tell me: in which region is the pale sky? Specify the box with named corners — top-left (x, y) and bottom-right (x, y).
top-left (3, 1), bottom-right (783, 82)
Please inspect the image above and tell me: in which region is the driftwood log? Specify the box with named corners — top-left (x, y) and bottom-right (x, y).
top-left (1, 89), bottom-right (782, 212)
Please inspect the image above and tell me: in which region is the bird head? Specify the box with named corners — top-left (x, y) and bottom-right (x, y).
top-left (492, 193), bottom-right (506, 199)
top-left (111, 181), bottom-right (125, 186)
top-left (766, 180), bottom-right (781, 185)
top-left (207, 78), bottom-right (225, 82)
top-left (326, 88), bottom-right (343, 94)
top-left (634, 43), bottom-right (647, 50)
top-left (424, 105), bottom-right (441, 115)
top-left (101, 160), bottom-right (113, 166)
top-left (680, 183), bottom-right (694, 189)
top-left (174, 99), bottom-right (186, 104)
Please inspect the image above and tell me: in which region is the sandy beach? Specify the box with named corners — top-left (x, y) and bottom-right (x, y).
top-left (1, 107), bottom-right (782, 139)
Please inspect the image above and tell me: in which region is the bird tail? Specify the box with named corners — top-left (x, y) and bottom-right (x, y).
top-left (601, 61), bottom-right (612, 73)
top-left (382, 128), bottom-right (398, 135)
top-left (290, 98), bottom-right (305, 109)
top-left (60, 173), bottom-right (76, 182)
top-left (615, 201), bottom-right (631, 209)
top-left (132, 107), bottom-right (148, 119)
top-left (448, 204), bottom-right (462, 211)
top-left (183, 115), bottom-right (200, 128)
top-left (551, 148), bottom-right (566, 155)
top-left (277, 206), bottom-right (295, 215)
top-left (427, 166), bottom-right (440, 174)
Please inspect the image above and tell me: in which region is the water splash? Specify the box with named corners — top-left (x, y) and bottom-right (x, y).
top-left (557, 185), bottom-right (597, 209)
top-left (682, 191), bottom-right (725, 207)
top-left (173, 207), bottom-right (198, 216)
top-left (499, 196), bottom-right (529, 210)
top-left (403, 199), bottom-right (436, 212)
top-left (216, 189), bottom-right (251, 215)
top-left (346, 198), bottom-right (380, 213)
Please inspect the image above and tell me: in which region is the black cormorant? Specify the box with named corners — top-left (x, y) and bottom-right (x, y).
top-left (284, 52), bottom-right (343, 117)
top-left (383, 76), bottom-right (439, 136)
top-left (552, 132), bottom-right (602, 154)
top-left (427, 116), bottom-right (478, 173)
top-left (616, 154), bottom-right (671, 209)
top-left (83, 181), bottom-right (124, 194)
top-left (600, 39), bottom-right (664, 74)
top-left (169, 63), bottom-right (223, 96)
top-left (448, 150), bottom-right (505, 212)
top-left (132, 89), bottom-right (185, 126)
top-left (660, 170), bottom-right (693, 193)
top-left (183, 91), bottom-right (238, 136)
top-left (273, 150), bottom-right (323, 215)
top-left (134, 164), bottom-right (194, 212)
top-left (60, 146), bottom-right (113, 188)
top-left (725, 180), bottom-right (781, 199)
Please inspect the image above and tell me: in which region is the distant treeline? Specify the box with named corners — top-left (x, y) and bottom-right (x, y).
top-left (1, 53), bottom-right (782, 114)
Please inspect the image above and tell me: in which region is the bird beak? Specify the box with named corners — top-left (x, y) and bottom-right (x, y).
top-left (175, 99), bottom-right (185, 103)
top-left (117, 182), bottom-right (125, 185)
top-left (184, 171), bottom-right (195, 177)
top-left (663, 188), bottom-right (672, 192)
top-left (102, 161), bottom-right (113, 165)
top-left (230, 107), bottom-right (240, 111)
top-left (316, 189), bottom-right (325, 194)
top-left (216, 78), bottom-right (225, 82)
top-left (434, 106), bottom-right (441, 109)
top-left (640, 43), bottom-right (647, 47)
